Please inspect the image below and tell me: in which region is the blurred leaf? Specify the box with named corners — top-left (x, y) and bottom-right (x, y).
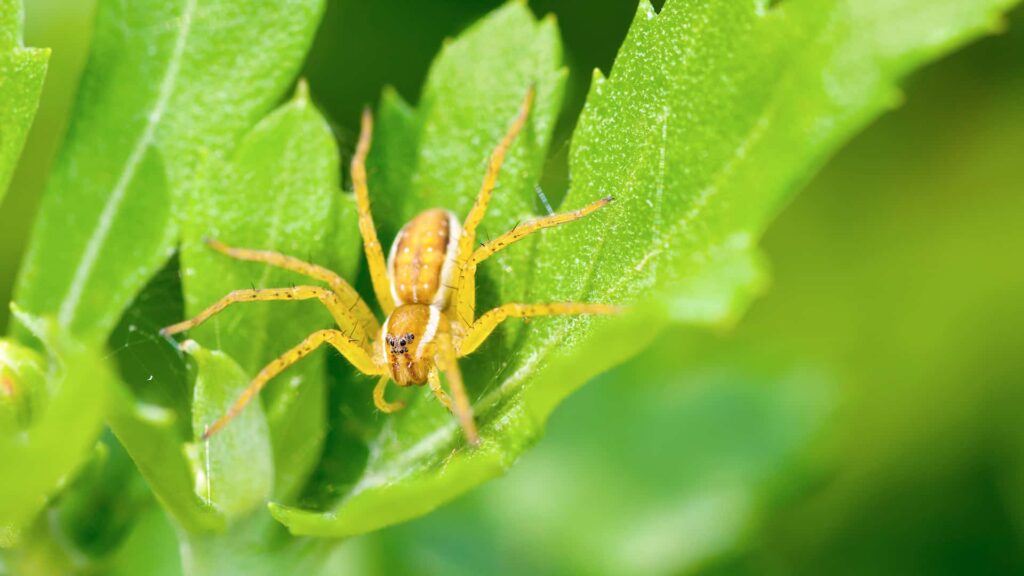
top-left (51, 433), bottom-right (155, 561)
top-left (0, 338), bottom-right (45, 434)
top-left (189, 344), bottom-right (273, 519)
top-left (11, 0), bottom-right (325, 341)
top-left (0, 308), bottom-right (112, 541)
top-left (108, 386), bottom-right (225, 533)
top-left (358, 337), bottom-right (837, 576)
top-left (107, 507), bottom-right (182, 576)
top-left (179, 84), bottom-right (359, 502)
top-left (0, 0), bottom-right (48, 203)
top-left (272, 0), bottom-right (1020, 537)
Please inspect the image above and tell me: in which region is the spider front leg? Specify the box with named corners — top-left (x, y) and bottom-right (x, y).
top-left (433, 331), bottom-right (479, 446)
top-left (452, 88), bottom-right (540, 323)
top-left (201, 329), bottom-right (384, 439)
top-left (470, 196), bottom-right (613, 267)
top-left (456, 302), bottom-right (619, 357)
top-left (455, 86), bottom-right (536, 263)
top-left (428, 369), bottom-right (453, 410)
top-left (352, 107), bottom-right (395, 315)
top-left (453, 195), bottom-right (613, 327)
top-left (160, 286), bottom-right (372, 350)
top-left (204, 238), bottom-right (380, 334)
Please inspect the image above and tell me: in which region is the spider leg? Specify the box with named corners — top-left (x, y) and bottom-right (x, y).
top-left (428, 368), bottom-right (453, 410)
top-left (205, 238), bottom-right (380, 334)
top-left (470, 196), bottom-right (612, 267)
top-left (456, 86), bottom-right (536, 261)
top-left (352, 107), bottom-right (396, 315)
top-left (451, 87), bottom-right (535, 326)
top-left (453, 196), bottom-right (612, 328)
top-left (160, 286), bottom-right (371, 350)
top-left (373, 374), bottom-right (405, 413)
top-left (433, 333), bottom-right (479, 446)
top-left (201, 329), bottom-right (384, 439)
top-left (456, 302), bottom-right (619, 357)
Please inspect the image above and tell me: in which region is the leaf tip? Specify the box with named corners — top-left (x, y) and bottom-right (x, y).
top-left (180, 338), bottom-right (201, 355)
top-left (293, 78), bottom-right (311, 108)
top-left (637, 0), bottom-right (657, 21)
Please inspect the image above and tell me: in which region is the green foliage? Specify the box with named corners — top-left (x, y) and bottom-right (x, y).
top-left (189, 344), bottom-right (273, 519)
top-left (272, 3), bottom-right (570, 537)
top-left (1, 0), bottom-right (1021, 572)
top-left (272, 0), bottom-right (1017, 538)
top-left (0, 308), bottom-right (114, 542)
top-left (12, 0), bottom-right (325, 340)
top-left (109, 77), bottom-right (356, 541)
top-left (0, 0), bottom-right (48, 203)
top-left (180, 83), bottom-right (359, 502)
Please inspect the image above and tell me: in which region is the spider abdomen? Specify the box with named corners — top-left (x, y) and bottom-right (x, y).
top-left (387, 208), bottom-right (460, 307)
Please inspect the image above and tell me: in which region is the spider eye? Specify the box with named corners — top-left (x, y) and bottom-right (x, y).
top-left (407, 333), bottom-right (415, 340)
top-left (399, 338), bottom-right (406, 346)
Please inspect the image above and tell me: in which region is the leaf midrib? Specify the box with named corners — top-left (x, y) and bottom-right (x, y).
top-left (57, 0), bottom-right (198, 329)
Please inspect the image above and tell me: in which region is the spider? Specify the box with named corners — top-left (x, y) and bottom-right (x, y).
top-left (161, 87), bottom-right (616, 446)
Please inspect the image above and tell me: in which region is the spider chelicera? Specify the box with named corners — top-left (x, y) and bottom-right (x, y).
top-left (161, 87), bottom-right (616, 446)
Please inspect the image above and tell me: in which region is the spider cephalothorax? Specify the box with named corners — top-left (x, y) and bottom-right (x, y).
top-left (162, 87), bottom-right (616, 446)
top-left (382, 304), bottom-right (437, 386)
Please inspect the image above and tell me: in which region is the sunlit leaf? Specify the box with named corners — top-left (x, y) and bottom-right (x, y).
top-left (272, 0), bottom-right (1018, 537)
top-left (110, 83), bottom-right (356, 534)
top-left (11, 0), bottom-right (326, 341)
top-left (179, 83), bottom-right (360, 502)
top-left (189, 344), bottom-right (273, 519)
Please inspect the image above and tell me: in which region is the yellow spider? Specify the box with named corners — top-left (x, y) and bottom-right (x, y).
top-left (161, 87), bottom-right (616, 446)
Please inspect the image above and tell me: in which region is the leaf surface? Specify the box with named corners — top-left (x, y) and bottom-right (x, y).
top-left (0, 310), bottom-right (113, 538)
top-left (190, 345), bottom-right (273, 519)
top-left (272, 0), bottom-right (1019, 537)
top-left (109, 86), bottom-right (359, 534)
top-left (0, 0), bottom-right (48, 203)
top-left (180, 84), bottom-right (360, 501)
top-left (11, 0), bottom-right (325, 340)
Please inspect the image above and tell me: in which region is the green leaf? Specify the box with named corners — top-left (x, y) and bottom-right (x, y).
top-left (272, 0), bottom-right (1019, 537)
top-left (272, 1), bottom-right (569, 536)
top-left (109, 85), bottom-right (356, 534)
top-left (0, 0), bottom-right (49, 203)
top-left (105, 261), bottom-right (225, 534)
top-left (0, 309), bottom-right (113, 540)
top-left (179, 84), bottom-right (360, 501)
top-left (189, 344), bottom-right (273, 519)
top-left (368, 2), bottom-right (567, 311)
top-left (107, 507), bottom-right (183, 576)
top-left (108, 387), bottom-right (226, 533)
top-left (11, 0), bottom-right (325, 340)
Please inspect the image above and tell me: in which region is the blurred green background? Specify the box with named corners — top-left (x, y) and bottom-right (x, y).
top-left (3, 1), bottom-right (1023, 574)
